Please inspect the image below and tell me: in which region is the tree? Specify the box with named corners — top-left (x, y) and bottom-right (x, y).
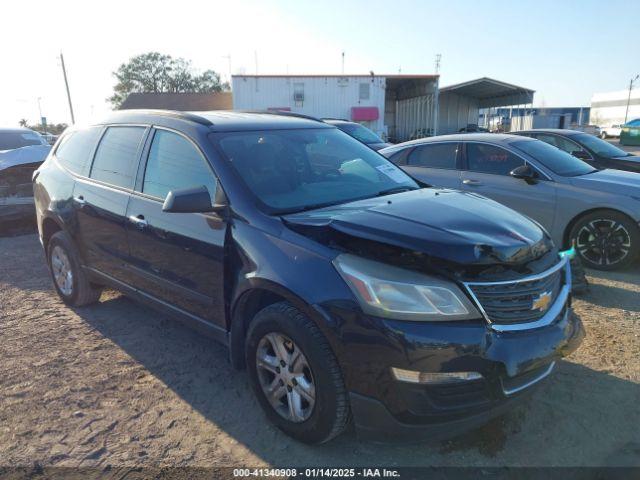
top-left (19, 119), bottom-right (28, 127)
top-left (108, 52), bottom-right (229, 108)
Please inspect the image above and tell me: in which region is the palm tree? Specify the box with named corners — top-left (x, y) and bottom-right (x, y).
top-left (18, 118), bottom-right (28, 127)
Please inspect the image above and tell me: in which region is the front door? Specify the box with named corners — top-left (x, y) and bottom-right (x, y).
top-left (460, 142), bottom-right (557, 231)
top-left (124, 128), bottom-right (227, 327)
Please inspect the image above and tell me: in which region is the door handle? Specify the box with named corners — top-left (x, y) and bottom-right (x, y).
top-left (463, 179), bottom-right (483, 186)
top-left (129, 214), bottom-right (148, 228)
top-left (73, 195), bottom-right (86, 206)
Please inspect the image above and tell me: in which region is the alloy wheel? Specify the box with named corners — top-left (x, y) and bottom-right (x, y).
top-left (575, 219), bottom-right (631, 267)
top-left (51, 245), bottom-right (74, 296)
top-left (255, 332), bottom-right (316, 423)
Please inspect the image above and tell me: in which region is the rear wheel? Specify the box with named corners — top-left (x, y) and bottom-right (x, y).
top-left (47, 231), bottom-right (102, 306)
top-left (569, 211), bottom-right (639, 270)
top-left (245, 302), bottom-right (350, 444)
top-left (600, 131), bottom-right (608, 139)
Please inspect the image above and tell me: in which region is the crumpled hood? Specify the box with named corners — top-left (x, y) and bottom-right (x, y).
top-left (569, 168), bottom-right (640, 193)
top-left (283, 188), bottom-right (552, 267)
top-left (0, 145), bottom-right (50, 171)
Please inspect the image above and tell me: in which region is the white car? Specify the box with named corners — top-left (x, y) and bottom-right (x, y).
top-left (600, 124), bottom-right (622, 139)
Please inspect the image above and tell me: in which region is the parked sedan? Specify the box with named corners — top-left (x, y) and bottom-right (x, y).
top-left (0, 127), bottom-right (51, 222)
top-left (322, 119), bottom-right (391, 151)
top-left (381, 134), bottom-right (640, 270)
top-left (513, 129), bottom-right (640, 173)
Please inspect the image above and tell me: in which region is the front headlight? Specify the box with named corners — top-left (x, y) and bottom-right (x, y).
top-left (332, 254), bottom-right (481, 321)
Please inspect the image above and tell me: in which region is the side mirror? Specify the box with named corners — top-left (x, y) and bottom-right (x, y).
top-left (163, 185), bottom-right (222, 213)
top-left (509, 165), bottom-right (537, 184)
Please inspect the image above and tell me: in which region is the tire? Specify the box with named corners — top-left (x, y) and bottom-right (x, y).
top-left (569, 210), bottom-right (639, 270)
top-left (601, 132), bottom-right (608, 139)
top-left (47, 231), bottom-right (102, 306)
top-left (245, 301), bottom-right (350, 444)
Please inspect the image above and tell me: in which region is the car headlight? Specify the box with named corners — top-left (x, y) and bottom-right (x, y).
top-left (332, 254), bottom-right (481, 321)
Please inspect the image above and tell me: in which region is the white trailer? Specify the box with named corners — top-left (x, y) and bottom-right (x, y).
top-left (232, 74), bottom-right (439, 142)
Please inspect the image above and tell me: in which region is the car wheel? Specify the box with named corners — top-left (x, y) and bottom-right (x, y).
top-left (245, 301), bottom-right (350, 444)
top-left (47, 231), bottom-right (102, 306)
top-left (569, 211), bottom-right (639, 270)
top-left (600, 132), bottom-right (608, 139)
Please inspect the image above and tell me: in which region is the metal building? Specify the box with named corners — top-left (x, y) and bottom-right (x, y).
top-left (231, 75), bottom-right (534, 140)
top-left (590, 88), bottom-right (640, 126)
top-left (232, 74), bottom-right (438, 142)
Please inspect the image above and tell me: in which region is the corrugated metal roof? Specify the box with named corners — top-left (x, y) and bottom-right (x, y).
top-left (440, 77), bottom-right (534, 108)
top-left (119, 92), bottom-right (233, 111)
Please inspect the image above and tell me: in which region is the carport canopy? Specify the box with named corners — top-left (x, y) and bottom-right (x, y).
top-left (440, 77), bottom-right (534, 108)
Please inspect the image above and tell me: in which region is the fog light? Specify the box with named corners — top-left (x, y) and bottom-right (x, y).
top-left (391, 367), bottom-right (482, 384)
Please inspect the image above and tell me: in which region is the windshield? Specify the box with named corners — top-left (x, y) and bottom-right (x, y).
top-left (572, 133), bottom-right (629, 157)
top-left (212, 128), bottom-right (418, 213)
top-left (336, 123), bottom-right (384, 144)
top-left (512, 139), bottom-right (596, 177)
top-left (0, 131), bottom-right (46, 150)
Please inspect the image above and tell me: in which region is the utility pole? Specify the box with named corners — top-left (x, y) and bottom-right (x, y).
top-left (60, 53), bottom-right (75, 124)
top-left (435, 54), bottom-right (442, 74)
top-left (341, 51), bottom-right (345, 74)
top-left (624, 74), bottom-right (639, 124)
top-left (222, 54), bottom-right (232, 84)
top-left (37, 97), bottom-right (44, 132)
top-left (254, 51), bottom-right (258, 75)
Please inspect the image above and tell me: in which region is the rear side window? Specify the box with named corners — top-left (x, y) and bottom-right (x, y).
top-left (408, 143), bottom-right (458, 169)
top-left (466, 143), bottom-right (523, 175)
top-left (143, 130), bottom-right (217, 200)
top-left (90, 126), bottom-right (146, 188)
top-left (385, 148), bottom-right (411, 166)
top-left (55, 127), bottom-right (102, 175)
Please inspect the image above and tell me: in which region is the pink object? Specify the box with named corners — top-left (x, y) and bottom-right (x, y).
top-left (351, 106), bottom-right (379, 121)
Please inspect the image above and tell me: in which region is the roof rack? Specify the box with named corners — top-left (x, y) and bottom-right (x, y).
top-left (321, 117), bottom-right (350, 122)
top-left (106, 109), bottom-right (213, 127)
top-left (235, 109), bottom-right (325, 124)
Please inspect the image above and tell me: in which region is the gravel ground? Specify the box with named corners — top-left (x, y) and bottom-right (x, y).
top-left (0, 233), bottom-right (639, 468)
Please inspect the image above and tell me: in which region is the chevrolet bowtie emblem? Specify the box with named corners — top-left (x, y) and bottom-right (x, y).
top-left (532, 291), bottom-right (552, 311)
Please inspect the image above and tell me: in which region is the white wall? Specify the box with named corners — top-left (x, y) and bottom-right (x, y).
top-left (590, 88), bottom-right (640, 126)
top-left (232, 76), bottom-right (387, 136)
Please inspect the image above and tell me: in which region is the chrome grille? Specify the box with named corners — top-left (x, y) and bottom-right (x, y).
top-left (465, 262), bottom-right (565, 325)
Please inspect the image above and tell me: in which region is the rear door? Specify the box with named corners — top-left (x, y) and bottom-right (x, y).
top-left (72, 125), bottom-right (148, 281)
top-left (459, 142), bottom-right (557, 229)
top-left (124, 127), bottom-right (227, 327)
top-left (401, 142), bottom-right (462, 189)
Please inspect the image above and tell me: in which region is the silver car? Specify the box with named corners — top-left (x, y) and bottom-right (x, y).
top-left (381, 133), bottom-right (640, 270)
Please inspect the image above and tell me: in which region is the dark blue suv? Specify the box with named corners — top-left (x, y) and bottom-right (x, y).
top-left (33, 110), bottom-right (584, 444)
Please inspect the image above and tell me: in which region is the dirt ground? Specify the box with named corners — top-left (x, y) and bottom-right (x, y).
top-left (0, 233), bottom-right (639, 468)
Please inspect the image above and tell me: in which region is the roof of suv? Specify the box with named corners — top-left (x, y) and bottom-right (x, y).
top-left (99, 109), bottom-right (332, 132)
top-left (385, 133), bottom-right (535, 149)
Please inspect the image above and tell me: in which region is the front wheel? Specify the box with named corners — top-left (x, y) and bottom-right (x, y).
top-left (569, 211), bottom-right (639, 270)
top-left (245, 302), bottom-right (350, 444)
top-left (600, 132), bottom-right (608, 139)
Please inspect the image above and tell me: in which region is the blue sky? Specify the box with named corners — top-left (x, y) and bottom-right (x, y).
top-left (1, 0), bottom-right (638, 125)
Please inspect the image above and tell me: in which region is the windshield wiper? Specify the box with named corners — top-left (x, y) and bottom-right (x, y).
top-left (375, 186), bottom-right (419, 197)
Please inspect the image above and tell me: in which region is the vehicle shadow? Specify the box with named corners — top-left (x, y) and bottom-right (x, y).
top-left (581, 267), bottom-right (640, 312)
top-left (71, 294), bottom-right (640, 467)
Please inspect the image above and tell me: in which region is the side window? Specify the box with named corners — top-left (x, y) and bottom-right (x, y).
top-left (536, 134), bottom-right (587, 157)
top-left (90, 126), bottom-right (146, 188)
top-left (55, 127), bottom-right (103, 175)
top-left (386, 148), bottom-right (410, 166)
top-left (408, 143), bottom-right (458, 169)
top-left (466, 143), bottom-right (523, 175)
top-left (143, 129), bottom-right (217, 201)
